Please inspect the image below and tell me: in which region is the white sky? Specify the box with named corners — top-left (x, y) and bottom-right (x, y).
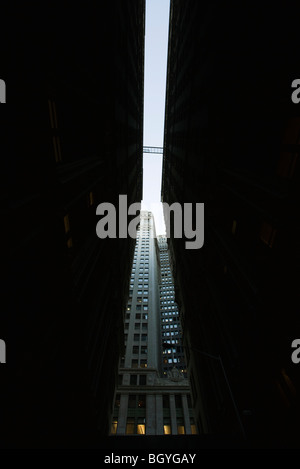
top-left (141, 0), bottom-right (170, 235)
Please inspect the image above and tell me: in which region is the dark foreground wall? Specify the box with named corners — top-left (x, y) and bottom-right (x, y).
top-left (0, 0), bottom-right (144, 447)
top-left (162, 0), bottom-right (300, 447)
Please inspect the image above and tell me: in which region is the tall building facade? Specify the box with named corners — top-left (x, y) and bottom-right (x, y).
top-left (111, 212), bottom-right (196, 436)
top-left (158, 235), bottom-right (187, 378)
top-left (162, 0), bottom-right (300, 447)
top-left (1, 1), bottom-right (145, 448)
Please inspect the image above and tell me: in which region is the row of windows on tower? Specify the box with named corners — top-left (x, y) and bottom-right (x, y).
top-left (129, 289), bottom-right (149, 296)
top-left (127, 305), bottom-right (148, 312)
top-left (131, 274), bottom-right (149, 281)
top-left (130, 359), bottom-right (147, 368)
top-left (162, 332), bottom-right (181, 338)
top-left (163, 357), bottom-right (183, 364)
top-left (130, 280), bottom-right (148, 288)
top-left (111, 393), bottom-right (197, 435)
top-left (129, 296), bottom-right (148, 303)
top-left (111, 417), bottom-right (195, 435)
top-left (124, 323), bottom-right (148, 331)
top-left (125, 312), bottom-right (148, 320)
top-left (121, 374), bottom-right (147, 385)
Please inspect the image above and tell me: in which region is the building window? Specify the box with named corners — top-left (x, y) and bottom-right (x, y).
top-left (139, 375), bottom-right (146, 385)
top-left (128, 395), bottom-right (136, 408)
top-left (140, 359), bottom-right (147, 368)
top-left (134, 334), bottom-right (139, 342)
top-left (126, 418), bottom-right (135, 434)
top-left (132, 359), bottom-right (138, 368)
top-left (175, 395), bottom-right (182, 408)
top-left (138, 395), bottom-right (146, 408)
top-left (141, 346), bottom-right (147, 354)
top-left (110, 418), bottom-right (118, 435)
top-left (163, 418), bottom-right (171, 435)
top-left (132, 346), bottom-right (139, 354)
top-left (163, 395), bottom-right (170, 409)
top-left (137, 418), bottom-right (146, 435)
top-left (130, 375), bottom-right (137, 385)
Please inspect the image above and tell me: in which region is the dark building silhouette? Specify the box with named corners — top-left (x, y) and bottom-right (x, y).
top-left (162, 0), bottom-right (300, 447)
top-left (1, 1), bottom-right (144, 447)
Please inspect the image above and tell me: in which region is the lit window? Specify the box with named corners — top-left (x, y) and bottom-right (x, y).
top-left (163, 419), bottom-right (171, 435)
top-left (110, 418), bottom-right (118, 435)
top-left (126, 418), bottom-right (135, 434)
top-left (137, 418), bottom-right (146, 435)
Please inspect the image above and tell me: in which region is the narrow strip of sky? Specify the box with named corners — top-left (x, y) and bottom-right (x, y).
top-left (142, 0), bottom-right (170, 235)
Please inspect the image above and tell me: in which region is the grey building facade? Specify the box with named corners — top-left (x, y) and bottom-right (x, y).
top-left (111, 212), bottom-right (196, 436)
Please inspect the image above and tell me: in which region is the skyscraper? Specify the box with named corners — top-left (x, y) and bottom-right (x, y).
top-left (111, 212), bottom-right (196, 436)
